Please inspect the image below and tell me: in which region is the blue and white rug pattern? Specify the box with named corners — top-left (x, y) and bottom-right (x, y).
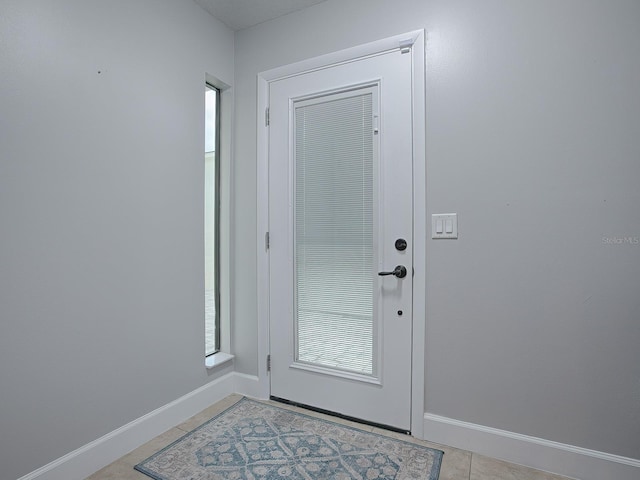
top-left (135, 398), bottom-right (443, 480)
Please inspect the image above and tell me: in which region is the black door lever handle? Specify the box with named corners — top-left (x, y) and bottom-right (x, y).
top-left (378, 265), bottom-right (407, 278)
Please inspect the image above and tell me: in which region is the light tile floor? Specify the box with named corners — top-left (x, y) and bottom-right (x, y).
top-left (86, 395), bottom-right (574, 480)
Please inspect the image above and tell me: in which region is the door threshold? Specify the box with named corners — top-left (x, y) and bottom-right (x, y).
top-left (270, 396), bottom-right (411, 436)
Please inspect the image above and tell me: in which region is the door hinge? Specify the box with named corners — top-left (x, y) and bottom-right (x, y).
top-left (265, 231), bottom-right (270, 250)
top-left (265, 107), bottom-right (270, 126)
top-left (399, 39), bottom-right (413, 54)
top-left (267, 354), bottom-right (271, 372)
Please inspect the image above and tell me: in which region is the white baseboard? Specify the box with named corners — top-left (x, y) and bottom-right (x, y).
top-left (19, 370), bottom-right (238, 480)
top-left (233, 372), bottom-right (262, 399)
top-left (423, 413), bottom-right (640, 480)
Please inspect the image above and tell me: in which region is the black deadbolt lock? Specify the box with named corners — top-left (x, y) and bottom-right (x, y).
top-left (395, 238), bottom-right (407, 251)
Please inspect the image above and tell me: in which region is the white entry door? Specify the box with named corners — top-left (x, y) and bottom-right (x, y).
top-left (268, 45), bottom-right (414, 431)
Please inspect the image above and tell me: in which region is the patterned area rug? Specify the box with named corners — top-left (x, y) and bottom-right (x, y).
top-left (135, 397), bottom-right (443, 480)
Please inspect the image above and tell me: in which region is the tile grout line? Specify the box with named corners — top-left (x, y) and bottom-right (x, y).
top-left (468, 451), bottom-right (474, 480)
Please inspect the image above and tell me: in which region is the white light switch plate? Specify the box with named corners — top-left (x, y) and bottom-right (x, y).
top-left (432, 213), bottom-right (458, 239)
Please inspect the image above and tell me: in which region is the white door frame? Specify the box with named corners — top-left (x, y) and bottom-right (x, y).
top-left (256, 30), bottom-right (426, 438)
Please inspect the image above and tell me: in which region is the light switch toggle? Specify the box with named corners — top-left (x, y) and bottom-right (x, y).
top-left (432, 213), bottom-right (458, 239)
top-left (445, 219), bottom-right (453, 233)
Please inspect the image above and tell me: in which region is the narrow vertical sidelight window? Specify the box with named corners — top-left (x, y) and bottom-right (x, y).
top-left (205, 84), bottom-right (220, 356)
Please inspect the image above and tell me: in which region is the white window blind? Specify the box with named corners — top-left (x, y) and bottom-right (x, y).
top-left (294, 89), bottom-right (376, 376)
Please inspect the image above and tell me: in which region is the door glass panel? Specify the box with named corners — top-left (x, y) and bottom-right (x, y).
top-left (294, 88), bottom-right (376, 376)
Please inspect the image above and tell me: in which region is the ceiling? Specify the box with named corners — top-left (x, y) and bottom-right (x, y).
top-left (194, 0), bottom-right (328, 31)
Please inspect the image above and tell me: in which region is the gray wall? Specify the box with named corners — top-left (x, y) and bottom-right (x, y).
top-left (0, 1), bottom-right (234, 478)
top-left (233, 0), bottom-right (640, 459)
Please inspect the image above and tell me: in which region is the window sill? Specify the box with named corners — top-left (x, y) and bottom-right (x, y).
top-left (205, 352), bottom-right (234, 370)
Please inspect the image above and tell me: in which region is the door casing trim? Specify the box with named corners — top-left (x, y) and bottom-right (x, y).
top-left (256, 29), bottom-right (426, 438)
